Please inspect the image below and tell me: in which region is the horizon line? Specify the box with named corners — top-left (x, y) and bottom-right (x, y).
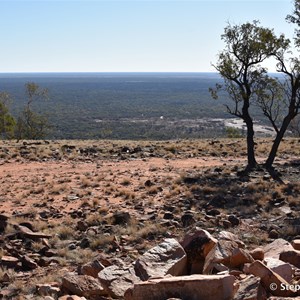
top-left (0, 71), bottom-right (218, 74)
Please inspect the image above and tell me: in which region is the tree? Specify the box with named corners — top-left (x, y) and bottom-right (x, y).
top-left (15, 82), bottom-right (49, 140)
top-left (0, 92), bottom-right (16, 139)
top-left (255, 69), bottom-right (300, 168)
top-left (211, 21), bottom-right (288, 171)
top-left (287, 0), bottom-right (300, 47)
top-left (255, 0), bottom-right (300, 169)
top-left (226, 126), bottom-right (243, 138)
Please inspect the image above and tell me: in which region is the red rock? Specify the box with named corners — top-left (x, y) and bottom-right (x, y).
top-left (21, 255), bottom-right (38, 270)
top-left (0, 289), bottom-right (16, 298)
top-left (134, 238), bottom-right (187, 280)
top-left (80, 259), bottom-right (105, 278)
top-left (229, 270), bottom-right (243, 277)
top-left (98, 265), bottom-right (140, 299)
top-left (61, 273), bottom-right (106, 298)
top-left (124, 274), bottom-right (236, 300)
top-left (230, 248), bottom-right (254, 268)
top-left (250, 247), bottom-right (264, 261)
top-left (248, 260), bottom-right (295, 297)
top-left (58, 296), bottom-right (87, 300)
top-left (279, 250), bottom-right (300, 268)
top-left (203, 241), bottom-right (253, 274)
top-left (0, 256), bottom-right (19, 268)
top-left (233, 275), bottom-right (266, 300)
top-left (218, 231), bottom-right (245, 248)
top-left (265, 257), bottom-right (293, 283)
top-left (0, 214), bottom-right (9, 221)
top-left (16, 224), bottom-right (52, 239)
top-left (181, 228), bottom-right (217, 274)
top-left (36, 283), bottom-right (60, 297)
top-left (292, 240), bottom-right (300, 251)
top-left (264, 239), bottom-right (293, 259)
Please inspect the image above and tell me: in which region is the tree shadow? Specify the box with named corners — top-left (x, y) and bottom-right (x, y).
top-left (237, 164), bottom-right (285, 184)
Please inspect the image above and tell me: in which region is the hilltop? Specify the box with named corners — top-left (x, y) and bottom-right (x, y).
top-left (0, 138), bottom-right (300, 299)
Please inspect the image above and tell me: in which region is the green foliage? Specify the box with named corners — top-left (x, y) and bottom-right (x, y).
top-left (212, 21), bottom-right (288, 118)
top-left (2, 73), bottom-right (233, 139)
top-left (15, 108), bottom-right (49, 140)
top-left (253, 75), bottom-right (286, 134)
top-left (226, 127), bottom-right (243, 138)
top-left (15, 83), bottom-right (50, 140)
top-left (0, 92), bottom-right (16, 139)
top-left (287, 0), bottom-right (300, 47)
top-left (211, 20), bottom-right (289, 169)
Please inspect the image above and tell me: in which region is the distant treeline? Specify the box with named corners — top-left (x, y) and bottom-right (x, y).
top-left (0, 73), bottom-right (268, 139)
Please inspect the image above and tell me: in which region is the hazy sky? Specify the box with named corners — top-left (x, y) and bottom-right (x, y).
top-left (0, 0), bottom-right (294, 72)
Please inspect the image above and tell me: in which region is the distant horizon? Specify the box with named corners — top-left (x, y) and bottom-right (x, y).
top-left (0, 71), bottom-right (216, 73)
top-left (0, 71), bottom-right (281, 74)
top-left (0, 71), bottom-right (220, 77)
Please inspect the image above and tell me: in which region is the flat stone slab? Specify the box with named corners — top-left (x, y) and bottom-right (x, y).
top-left (16, 224), bottom-right (52, 239)
top-left (125, 274), bottom-right (236, 300)
top-left (248, 260), bottom-right (295, 297)
top-left (0, 256), bottom-right (19, 268)
top-left (263, 239), bottom-right (294, 259)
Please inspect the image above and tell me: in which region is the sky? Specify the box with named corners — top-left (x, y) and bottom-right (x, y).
top-left (0, 0), bottom-right (294, 73)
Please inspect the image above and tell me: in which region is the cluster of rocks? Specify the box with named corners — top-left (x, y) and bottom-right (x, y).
top-left (4, 226), bottom-right (300, 299)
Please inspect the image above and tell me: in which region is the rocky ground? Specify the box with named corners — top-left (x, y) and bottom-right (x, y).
top-left (0, 138), bottom-right (300, 299)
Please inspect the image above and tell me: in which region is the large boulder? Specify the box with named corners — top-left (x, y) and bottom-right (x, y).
top-left (249, 247), bottom-right (264, 261)
top-left (61, 273), bottom-right (106, 299)
top-left (124, 274), bottom-right (236, 300)
top-left (80, 259), bottom-right (105, 278)
top-left (228, 248), bottom-right (254, 268)
top-left (98, 265), bottom-right (140, 299)
top-left (203, 240), bottom-right (253, 274)
top-left (279, 250), bottom-right (300, 269)
top-left (247, 260), bottom-right (296, 297)
top-left (263, 239), bottom-right (294, 259)
top-left (218, 231), bottom-right (245, 248)
top-left (134, 238), bottom-right (187, 280)
top-left (233, 275), bottom-right (266, 300)
top-left (180, 228), bottom-right (217, 274)
top-left (265, 257), bottom-right (293, 283)
top-left (292, 239), bottom-right (300, 251)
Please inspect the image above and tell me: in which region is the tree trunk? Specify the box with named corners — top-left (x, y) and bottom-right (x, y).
top-left (244, 115), bottom-right (257, 170)
top-left (265, 116), bottom-right (292, 169)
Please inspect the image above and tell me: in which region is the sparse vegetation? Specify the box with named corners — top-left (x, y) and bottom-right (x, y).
top-left (0, 138), bottom-right (300, 298)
